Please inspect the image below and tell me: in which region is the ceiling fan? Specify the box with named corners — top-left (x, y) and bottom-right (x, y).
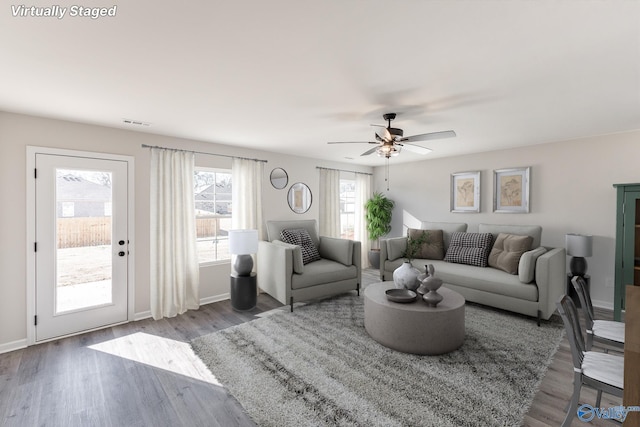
top-left (328, 113), bottom-right (456, 158)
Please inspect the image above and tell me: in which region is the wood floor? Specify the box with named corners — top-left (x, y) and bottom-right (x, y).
top-left (0, 269), bottom-right (623, 426)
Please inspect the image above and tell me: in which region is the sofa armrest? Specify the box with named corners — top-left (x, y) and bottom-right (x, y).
top-left (534, 247), bottom-right (566, 320)
top-left (257, 240), bottom-right (294, 306)
top-left (380, 237), bottom-right (407, 280)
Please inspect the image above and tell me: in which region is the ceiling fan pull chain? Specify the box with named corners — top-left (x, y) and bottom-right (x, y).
top-left (385, 157), bottom-right (390, 191)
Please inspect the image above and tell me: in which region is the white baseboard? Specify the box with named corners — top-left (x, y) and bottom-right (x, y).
top-left (200, 293), bottom-right (230, 306)
top-left (134, 310), bottom-right (152, 321)
top-left (0, 338), bottom-right (27, 355)
top-left (133, 293), bottom-right (231, 321)
top-left (592, 299), bottom-right (614, 311)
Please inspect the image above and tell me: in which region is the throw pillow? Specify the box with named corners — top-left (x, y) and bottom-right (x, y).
top-left (488, 233), bottom-right (534, 275)
top-left (280, 228), bottom-right (321, 265)
top-left (444, 232), bottom-right (494, 267)
top-left (407, 229), bottom-right (445, 260)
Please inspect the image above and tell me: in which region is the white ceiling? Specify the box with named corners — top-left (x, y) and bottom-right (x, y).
top-left (1, 1), bottom-right (639, 165)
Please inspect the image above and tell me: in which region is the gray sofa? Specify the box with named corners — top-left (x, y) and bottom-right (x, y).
top-left (380, 222), bottom-right (566, 323)
top-left (258, 220), bottom-right (361, 310)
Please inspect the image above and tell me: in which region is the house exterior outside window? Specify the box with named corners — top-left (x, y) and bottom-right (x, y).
top-left (194, 168), bottom-right (232, 264)
top-left (339, 177), bottom-right (355, 240)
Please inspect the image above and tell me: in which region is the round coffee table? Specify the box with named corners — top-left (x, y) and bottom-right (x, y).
top-left (364, 281), bottom-right (465, 355)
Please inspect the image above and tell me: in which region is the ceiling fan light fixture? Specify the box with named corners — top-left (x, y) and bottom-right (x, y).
top-left (376, 145), bottom-right (401, 158)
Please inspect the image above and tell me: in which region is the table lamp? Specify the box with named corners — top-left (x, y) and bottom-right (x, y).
top-left (565, 233), bottom-right (593, 277)
top-left (229, 229), bottom-right (258, 276)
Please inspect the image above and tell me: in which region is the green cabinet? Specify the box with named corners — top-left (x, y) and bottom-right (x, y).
top-left (613, 183), bottom-right (640, 321)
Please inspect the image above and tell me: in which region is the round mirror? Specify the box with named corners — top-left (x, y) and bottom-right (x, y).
top-left (287, 182), bottom-right (312, 214)
top-left (270, 167), bottom-right (288, 189)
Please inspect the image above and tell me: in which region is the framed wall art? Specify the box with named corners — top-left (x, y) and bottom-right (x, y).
top-left (493, 167), bottom-right (530, 213)
top-left (450, 171), bottom-right (480, 213)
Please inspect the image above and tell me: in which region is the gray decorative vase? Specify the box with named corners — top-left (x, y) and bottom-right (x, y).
top-left (421, 264), bottom-right (443, 307)
top-left (393, 261), bottom-right (420, 291)
top-left (416, 264), bottom-right (435, 295)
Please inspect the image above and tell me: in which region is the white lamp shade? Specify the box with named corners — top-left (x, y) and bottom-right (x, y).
top-left (565, 233), bottom-right (593, 257)
top-left (229, 229), bottom-right (259, 255)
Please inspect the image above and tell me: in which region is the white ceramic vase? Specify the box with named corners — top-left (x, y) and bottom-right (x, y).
top-left (393, 261), bottom-right (420, 291)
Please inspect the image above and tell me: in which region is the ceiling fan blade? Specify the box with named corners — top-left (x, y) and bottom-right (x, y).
top-left (400, 142), bottom-right (433, 155)
top-left (360, 147), bottom-right (378, 156)
top-left (371, 124), bottom-right (391, 142)
top-left (400, 130), bottom-right (456, 143)
top-left (327, 141), bottom-right (374, 144)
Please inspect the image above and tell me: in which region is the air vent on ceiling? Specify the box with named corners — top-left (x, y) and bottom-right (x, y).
top-left (123, 119), bottom-right (151, 127)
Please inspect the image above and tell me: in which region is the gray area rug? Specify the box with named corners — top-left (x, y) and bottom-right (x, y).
top-left (191, 293), bottom-right (564, 427)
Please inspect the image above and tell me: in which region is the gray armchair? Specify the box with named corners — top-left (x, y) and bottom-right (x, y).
top-left (257, 220), bottom-right (361, 311)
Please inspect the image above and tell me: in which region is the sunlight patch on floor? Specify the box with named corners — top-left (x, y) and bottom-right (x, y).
top-left (88, 332), bottom-right (222, 386)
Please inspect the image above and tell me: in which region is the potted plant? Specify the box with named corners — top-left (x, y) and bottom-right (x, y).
top-left (365, 192), bottom-right (394, 268)
top-left (403, 230), bottom-right (431, 262)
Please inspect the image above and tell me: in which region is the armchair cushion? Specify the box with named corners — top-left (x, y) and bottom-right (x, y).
top-left (280, 228), bottom-right (321, 265)
top-left (319, 237), bottom-right (353, 266)
top-left (291, 259), bottom-right (358, 289)
top-left (272, 239), bottom-right (304, 274)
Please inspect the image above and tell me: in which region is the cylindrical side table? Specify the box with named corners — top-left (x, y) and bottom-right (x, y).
top-left (231, 272), bottom-right (257, 311)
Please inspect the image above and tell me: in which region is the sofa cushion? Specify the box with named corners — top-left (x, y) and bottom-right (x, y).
top-left (444, 232), bottom-right (494, 267)
top-left (419, 221), bottom-right (468, 251)
top-left (407, 229), bottom-right (445, 260)
top-left (280, 228), bottom-right (321, 265)
top-left (272, 239), bottom-right (304, 273)
top-left (382, 258), bottom-right (538, 301)
top-left (488, 233), bottom-right (533, 275)
top-left (478, 224), bottom-right (542, 250)
top-left (319, 236), bottom-right (353, 266)
top-left (519, 246), bottom-right (547, 283)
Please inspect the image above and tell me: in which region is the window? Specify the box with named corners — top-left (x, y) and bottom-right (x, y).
top-left (339, 177), bottom-right (356, 239)
top-left (194, 168), bottom-right (232, 264)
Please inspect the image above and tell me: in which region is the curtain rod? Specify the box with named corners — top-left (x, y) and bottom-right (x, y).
top-left (316, 166), bottom-right (372, 176)
top-left (141, 144), bottom-right (268, 163)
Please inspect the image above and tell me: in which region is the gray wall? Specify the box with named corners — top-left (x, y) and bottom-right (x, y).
top-left (0, 111), bottom-right (372, 351)
top-left (372, 130), bottom-right (640, 309)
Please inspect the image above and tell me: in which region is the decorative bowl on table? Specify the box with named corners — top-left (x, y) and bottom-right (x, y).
top-left (385, 289), bottom-right (418, 303)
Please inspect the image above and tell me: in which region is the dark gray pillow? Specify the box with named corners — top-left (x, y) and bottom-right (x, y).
top-left (407, 228), bottom-right (444, 260)
top-left (280, 228), bottom-right (321, 265)
top-left (444, 232), bottom-right (494, 267)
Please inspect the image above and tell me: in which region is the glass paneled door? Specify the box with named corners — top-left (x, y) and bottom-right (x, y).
top-left (35, 153), bottom-right (129, 342)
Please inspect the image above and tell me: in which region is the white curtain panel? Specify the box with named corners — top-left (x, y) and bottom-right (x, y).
top-left (149, 148), bottom-right (200, 320)
top-left (232, 158), bottom-right (264, 238)
top-left (319, 168), bottom-right (341, 238)
top-left (355, 173), bottom-right (372, 267)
